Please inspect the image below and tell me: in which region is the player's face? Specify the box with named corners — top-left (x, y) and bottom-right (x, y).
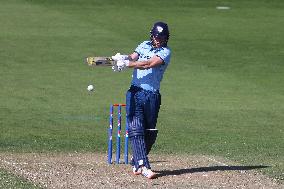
top-left (152, 36), bottom-right (165, 48)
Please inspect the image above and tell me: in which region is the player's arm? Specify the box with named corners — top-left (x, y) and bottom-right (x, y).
top-left (128, 52), bottom-right (139, 61)
top-left (128, 54), bottom-right (164, 69)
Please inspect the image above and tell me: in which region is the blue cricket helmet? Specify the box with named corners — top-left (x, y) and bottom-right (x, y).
top-left (150, 22), bottom-right (170, 47)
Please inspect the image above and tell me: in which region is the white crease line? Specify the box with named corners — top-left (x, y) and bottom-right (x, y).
top-left (1, 160), bottom-right (48, 166)
top-left (1, 159), bottom-right (34, 176)
top-left (1, 159), bottom-right (95, 166)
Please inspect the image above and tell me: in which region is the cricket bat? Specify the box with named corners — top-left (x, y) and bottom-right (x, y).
top-left (85, 56), bottom-right (115, 66)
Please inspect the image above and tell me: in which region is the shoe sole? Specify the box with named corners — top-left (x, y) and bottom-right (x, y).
top-left (142, 173), bottom-right (157, 179)
top-left (133, 172), bottom-right (141, 175)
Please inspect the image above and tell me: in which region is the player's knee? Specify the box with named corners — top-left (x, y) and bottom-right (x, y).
top-left (128, 117), bottom-right (145, 138)
top-left (129, 127), bottom-right (144, 138)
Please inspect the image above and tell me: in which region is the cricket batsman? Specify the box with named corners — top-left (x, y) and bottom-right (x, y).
top-left (111, 21), bottom-right (171, 179)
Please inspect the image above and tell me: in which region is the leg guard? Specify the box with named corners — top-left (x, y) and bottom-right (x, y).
top-left (145, 129), bottom-right (158, 155)
top-left (131, 135), bottom-right (150, 169)
top-left (128, 116), bottom-right (150, 169)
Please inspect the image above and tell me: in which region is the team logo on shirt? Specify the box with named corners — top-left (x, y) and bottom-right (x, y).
top-left (140, 55), bottom-right (151, 60)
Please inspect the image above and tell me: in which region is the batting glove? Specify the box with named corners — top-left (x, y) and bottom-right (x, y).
top-left (112, 53), bottom-right (128, 61)
top-left (117, 59), bottom-right (130, 71)
top-left (112, 65), bottom-right (120, 72)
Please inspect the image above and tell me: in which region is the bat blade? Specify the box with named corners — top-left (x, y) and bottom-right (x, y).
top-left (85, 56), bottom-right (115, 66)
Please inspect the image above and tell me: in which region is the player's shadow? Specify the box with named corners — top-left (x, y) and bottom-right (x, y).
top-left (155, 165), bottom-right (269, 178)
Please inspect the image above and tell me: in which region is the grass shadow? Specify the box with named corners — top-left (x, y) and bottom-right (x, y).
top-left (155, 165), bottom-right (269, 178)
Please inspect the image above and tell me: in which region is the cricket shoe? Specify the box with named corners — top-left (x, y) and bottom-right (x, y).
top-left (132, 166), bottom-right (142, 175)
top-left (141, 166), bottom-right (157, 179)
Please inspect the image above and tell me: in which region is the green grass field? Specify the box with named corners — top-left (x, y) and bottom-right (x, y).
top-left (0, 0), bottom-right (283, 186)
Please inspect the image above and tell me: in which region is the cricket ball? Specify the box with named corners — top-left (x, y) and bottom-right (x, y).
top-left (87, 84), bottom-right (94, 91)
